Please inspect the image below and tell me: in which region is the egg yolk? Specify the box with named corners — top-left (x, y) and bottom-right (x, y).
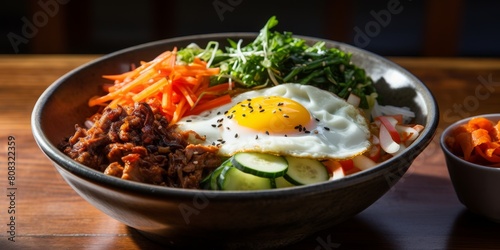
top-left (226, 96), bottom-right (312, 135)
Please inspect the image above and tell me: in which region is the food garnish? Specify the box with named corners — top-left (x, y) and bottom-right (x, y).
top-left (60, 16), bottom-right (425, 190)
top-left (88, 49), bottom-right (232, 124)
top-left (445, 117), bottom-right (500, 167)
top-left (179, 16), bottom-right (377, 110)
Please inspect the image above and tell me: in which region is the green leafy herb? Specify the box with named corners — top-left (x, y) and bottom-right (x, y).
top-left (178, 16), bottom-right (378, 109)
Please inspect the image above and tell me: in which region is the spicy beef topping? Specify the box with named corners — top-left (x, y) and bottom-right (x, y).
top-left (59, 102), bottom-right (221, 189)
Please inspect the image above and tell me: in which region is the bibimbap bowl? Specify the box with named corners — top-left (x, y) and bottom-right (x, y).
top-left (32, 33), bottom-right (438, 249)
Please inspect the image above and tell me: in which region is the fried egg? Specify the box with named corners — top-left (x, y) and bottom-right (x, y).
top-left (176, 83), bottom-right (370, 160)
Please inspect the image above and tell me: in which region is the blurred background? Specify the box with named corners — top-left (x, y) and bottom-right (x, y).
top-left (2, 0), bottom-right (500, 57)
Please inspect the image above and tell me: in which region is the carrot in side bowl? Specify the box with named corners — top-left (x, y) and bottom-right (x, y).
top-left (88, 49), bottom-right (233, 124)
top-left (445, 117), bottom-right (500, 166)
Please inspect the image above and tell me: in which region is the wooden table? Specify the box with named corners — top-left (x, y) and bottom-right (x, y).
top-left (1, 55), bottom-right (500, 250)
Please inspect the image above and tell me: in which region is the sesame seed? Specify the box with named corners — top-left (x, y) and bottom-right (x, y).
top-left (242, 114), bottom-right (246, 117)
top-left (235, 133), bottom-right (239, 138)
top-left (211, 124), bottom-right (216, 128)
top-left (217, 124), bottom-right (222, 127)
top-left (260, 109), bottom-right (265, 113)
top-left (226, 127), bottom-right (230, 130)
top-left (315, 118), bottom-right (320, 122)
top-left (324, 127), bottom-right (330, 131)
top-left (295, 125), bottom-right (303, 132)
top-left (186, 119), bottom-right (192, 122)
top-left (217, 111), bottom-right (221, 115)
top-left (255, 135), bottom-right (259, 139)
top-left (283, 114), bottom-right (289, 118)
top-left (265, 131), bottom-right (269, 135)
top-left (277, 102), bottom-right (284, 106)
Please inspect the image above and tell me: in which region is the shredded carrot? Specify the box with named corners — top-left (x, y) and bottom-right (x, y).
top-left (186, 94), bottom-right (232, 116)
top-left (88, 48), bottom-right (232, 124)
top-left (205, 82), bottom-right (233, 93)
top-left (132, 77), bottom-right (169, 103)
top-left (446, 117), bottom-right (500, 166)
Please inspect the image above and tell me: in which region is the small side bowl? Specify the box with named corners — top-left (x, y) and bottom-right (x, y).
top-left (441, 114), bottom-right (500, 222)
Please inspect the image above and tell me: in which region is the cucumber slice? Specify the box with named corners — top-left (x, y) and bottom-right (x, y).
top-left (284, 156), bottom-right (329, 185)
top-left (270, 178), bottom-right (277, 188)
top-left (200, 172), bottom-right (212, 190)
top-left (275, 176), bottom-right (295, 188)
top-left (231, 152), bottom-right (288, 178)
top-left (209, 164), bottom-right (227, 190)
top-left (206, 159), bottom-right (232, 190)
top-left (218, 165), bottom-right (273, 190)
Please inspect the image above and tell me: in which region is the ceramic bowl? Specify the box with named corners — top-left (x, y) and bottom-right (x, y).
top-left (32, 33), bottom-right (439, 249)
top-left (441, 114), bottom-right (500, 223)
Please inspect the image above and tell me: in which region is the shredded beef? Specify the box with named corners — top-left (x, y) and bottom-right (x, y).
top-left (59, 103), bottom-right (221, 189)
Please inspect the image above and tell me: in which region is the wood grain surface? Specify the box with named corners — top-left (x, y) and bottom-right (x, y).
top-left (1, 55), bottom-right (500, 250)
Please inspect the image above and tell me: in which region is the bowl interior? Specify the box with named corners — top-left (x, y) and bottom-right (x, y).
top-left (32, 33), bottom-right (438, 192)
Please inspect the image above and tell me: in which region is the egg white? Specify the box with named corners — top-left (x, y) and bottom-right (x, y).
top-left (176, 83), bottom-right (371, 160)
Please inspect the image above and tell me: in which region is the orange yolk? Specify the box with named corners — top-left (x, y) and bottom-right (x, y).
top-left (226, 96), bottom-right (312, 135)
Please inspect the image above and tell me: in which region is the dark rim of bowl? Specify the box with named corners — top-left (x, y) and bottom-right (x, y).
top-left (440, 113), bottom-right (500, 172)
top-left (32, 32), bottom-right (439, 199)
